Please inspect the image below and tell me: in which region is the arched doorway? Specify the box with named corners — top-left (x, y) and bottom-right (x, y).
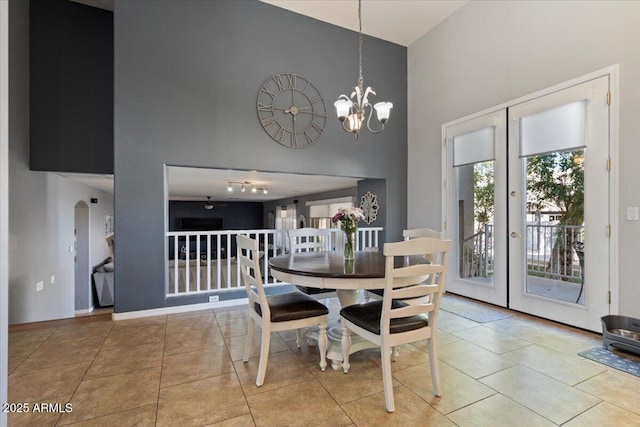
top-left (74, 201), bottom-right (91, 312)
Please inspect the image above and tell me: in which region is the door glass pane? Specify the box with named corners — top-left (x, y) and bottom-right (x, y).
top-left (455, 160), bottom-right (495, 284)
top-left (524, 149), bottom-right (585, 304)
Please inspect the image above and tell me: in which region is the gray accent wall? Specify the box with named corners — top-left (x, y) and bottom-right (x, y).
top-left (30, 0), bottom-right (113, 174)
top-left (114, 0), bottom-right (408, 313)
top-left (407, 0), bottom-right (640, 318)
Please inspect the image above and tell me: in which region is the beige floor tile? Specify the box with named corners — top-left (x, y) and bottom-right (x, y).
top-left (164, 325), bottom-right (225, 356)
top-left (218, 316), bottom-right (250, 338)
top-left (453, 325), bottom-right (532, 354)
top-left (564, 401), bottom-right (640, 427)
top-left (8, 362), bottom-right (90, 402)
top-left (204, 413), bottom-right (256, 427)
top-left (437, 311), bottom-right (482, 333)
top-left (102, 323), bottom-right (166, 349)
top-left (447, 394), bottom-right (555, 426)
top-left (157, 373), bottom-right (249, 427)
top-left (8, 333), bottom-right (49, 359)
top-left (8, 356), bottom-right (24, 375)
top-left (521, 328), bottom-right (600, 355)
top-left (246, 379), bottom-right (351, 427)
top-left (480, 365), bottom-right (601, 424)
top-left (361, 344), bottom-right (431, 372)
top-left (166, 312), bottom-right (217, 335)
top-left (111, 315), bottom-right (167, 329)
top-left (48, 321), bottom-right (113, 342)
top-left (393, 361), bottom-right (496, 415)
top-left (161, 345), bottom-right (234, 388)
top-left (342, 385), bottom-right (455, 426)
top-left (85, 342), bottom-right (164, 380)
top-left (226, 331), bottom-right (290, 362)
top-left (483, 316), bottom-right (548, 336)
top-left (503, 344), bottom-right (606, 385)
top-left (214, 306), bottom-right (249, 322)
top-left (576, 369), bottom-right (640, 416)
top-left (311, 352), bottom-right (398, 405)
top-left (8, 326), bottom-right (58, 339)
top-left (7, 395), bottom-right (71, 427)
top-left (57, 367), bottom-right (161, 425)
top-left (62, 404), bottom-right (157, 427)
top-left (18, 336), bottom-right (104, 370)
top-left (438, 340), bottom-right (517, 379)
top-left (234, 349), bottom-right (317, 395)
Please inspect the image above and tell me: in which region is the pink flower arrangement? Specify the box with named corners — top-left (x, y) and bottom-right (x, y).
top-left (331, 207), bottom-right (365, 234)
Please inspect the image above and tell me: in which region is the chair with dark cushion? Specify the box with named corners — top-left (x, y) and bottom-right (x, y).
top-left (368, 228), bottom-right (444, 300)
top-left (237, 234), bottom-right (329, 386)
top-left (340, 237), bottom-right (451, 412)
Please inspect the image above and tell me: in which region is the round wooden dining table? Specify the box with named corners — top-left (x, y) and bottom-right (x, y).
top-left (269, 251), bottom-right (426, 369)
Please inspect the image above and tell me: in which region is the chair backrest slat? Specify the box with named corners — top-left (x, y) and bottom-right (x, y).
top-left (403, 228), bottom-right (444, 263)
top-left (288, 228), bottom-right (332, 253)
top-left (381, 237), bottom-right (451, 334)
top-left (237, 234), bottom-right (269, 316)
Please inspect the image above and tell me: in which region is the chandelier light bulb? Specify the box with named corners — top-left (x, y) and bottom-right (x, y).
top-left (334, 0), bottom-right (392, 139)
top-left (227, 183), bottom-right (233, 192)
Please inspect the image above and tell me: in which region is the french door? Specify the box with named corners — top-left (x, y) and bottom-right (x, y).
top-left (507, 76), bottom-right (610, 331)
top-left (444, 74), bottom-right (612, 331)
top-left (444, 111), bottom-right (507, 307)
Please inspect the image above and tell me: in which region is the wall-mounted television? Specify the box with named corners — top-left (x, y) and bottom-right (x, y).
top-left (178, 217), bottom-right (223, 231)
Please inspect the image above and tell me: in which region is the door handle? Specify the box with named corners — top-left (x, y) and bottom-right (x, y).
top-left (511, 232), bottom-right (521, 238)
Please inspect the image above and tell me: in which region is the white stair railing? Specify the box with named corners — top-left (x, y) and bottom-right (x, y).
top-left (166, 227), bottom-right (383, 297)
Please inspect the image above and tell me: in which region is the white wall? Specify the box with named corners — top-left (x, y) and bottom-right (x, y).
top-left (8, 172), bottom-right (114, 324)
top-left (8, 0), bottom-right (113, 324)
top-left (408, 0), bottom-right (640, 317)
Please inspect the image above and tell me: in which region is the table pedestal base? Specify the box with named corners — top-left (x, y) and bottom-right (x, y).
top-left (324, 289), bottom-right (377, 370)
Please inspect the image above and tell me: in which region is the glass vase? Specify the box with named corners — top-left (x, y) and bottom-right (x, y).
top-left (344, 231), bottom-right (355, 261)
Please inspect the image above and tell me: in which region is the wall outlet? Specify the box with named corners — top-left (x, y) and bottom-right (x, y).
top-left (208, 295), bottom-right (219, 302)
top-left (36, 281), bottom-right (44, 292)
top-left (50, 275), bottom-right (55, 285)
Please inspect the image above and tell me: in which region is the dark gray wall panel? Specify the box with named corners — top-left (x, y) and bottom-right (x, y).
top-left (30, 0), bottom-right (113, 173)
top-left (114, 0), bottom-right (407, 312)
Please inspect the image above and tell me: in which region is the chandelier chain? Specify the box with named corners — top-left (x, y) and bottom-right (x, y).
top-left (357, 0), bottom-right (364, 94)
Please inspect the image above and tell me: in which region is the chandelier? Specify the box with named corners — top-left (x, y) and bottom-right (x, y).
top-left (334, 0), bottom-right (392, 139)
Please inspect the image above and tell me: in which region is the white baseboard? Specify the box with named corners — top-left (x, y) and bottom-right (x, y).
top-left (74, 307), bottom-right (95, 315)
top-left (111, 298), bottom-right (248, 321)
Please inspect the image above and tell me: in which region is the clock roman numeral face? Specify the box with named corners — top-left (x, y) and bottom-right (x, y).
top-left (257, 73), bottom-right (327, 149)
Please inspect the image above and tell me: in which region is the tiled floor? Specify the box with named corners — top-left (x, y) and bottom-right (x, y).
top-left (7, 294), bottom-right (640, 426)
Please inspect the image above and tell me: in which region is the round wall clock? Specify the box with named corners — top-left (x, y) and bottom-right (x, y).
top-left (360, 191), bottom-right (379, 225)
top-left (257, 72), bottom-right (327, 148)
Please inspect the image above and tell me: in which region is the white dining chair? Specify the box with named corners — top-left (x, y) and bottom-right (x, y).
top-left (237, 234), bottom-right (329, 386)
top-left (288, 228), bottom-right (336, 300)
top-left (339, 237), bottom-right (451, 412)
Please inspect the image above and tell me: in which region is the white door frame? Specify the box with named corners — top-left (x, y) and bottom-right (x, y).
top-left (441, 66), bottom-right (619, 329)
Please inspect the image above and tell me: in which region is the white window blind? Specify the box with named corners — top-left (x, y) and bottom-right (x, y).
top-left (519, 100), bottom-right (587, 158)
top-left (453, 127), bottom-right (495, 167)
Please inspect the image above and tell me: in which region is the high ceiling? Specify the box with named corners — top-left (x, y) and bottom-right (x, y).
top-left (71, 0), bottom-right (469, 47)
top-left (64, 0), bottom-right (469, 201)
top-left (261, 0), bottom-right (469, 46)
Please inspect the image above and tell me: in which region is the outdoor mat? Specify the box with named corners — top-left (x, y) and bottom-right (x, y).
top-left (439, 295), bottom-right (513, 323)
top-left (578, 347), bottom-right (640, 377)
